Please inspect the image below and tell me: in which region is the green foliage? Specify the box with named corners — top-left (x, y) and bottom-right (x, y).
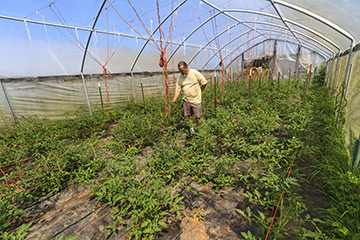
top-left (0, 98), bottom-right (166, 234)
top-left (312, 65), bottom-right (327, 85)
top-left (230, 79), bottom-right (326, 239)
top-left (0, 222), bottom-right (32, 240)
top-left (304, 82), bottom-right (360, 239)
top-left (1, 75), bottom-right (355, 240)
top-left (54, 233), bottom-right (80, 240)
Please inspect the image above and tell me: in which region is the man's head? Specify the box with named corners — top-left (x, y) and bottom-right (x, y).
top-left (178, 61), bottom-right (189, 75)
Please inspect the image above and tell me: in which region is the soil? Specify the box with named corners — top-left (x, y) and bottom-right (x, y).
top-left (22, 130), bottom-right (257, 240)
top-left (22, 119), bottom-right (327, 239)
top-left (24, 185), bottom-right (127, 239)
top-left (292, 152), bottom-right (327, 227)
top-left (23, 166), bottom-right (325, 240)
top-left (23, 181), bottom-right (258, 239)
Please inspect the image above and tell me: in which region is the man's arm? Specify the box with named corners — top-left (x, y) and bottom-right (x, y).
top-left (173, 91), bottom-right (180, 103)
top-left (201, 83), bottom-right (207, 91)
top-left (196, 70), bottom-right (208, 92)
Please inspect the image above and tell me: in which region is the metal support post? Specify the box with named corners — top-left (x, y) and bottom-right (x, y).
top-left (0, 79), bottom-right (16, 125)
top-left (332, 53), bottom-right (341, 90)
top-left (352, 134), bottom-right (360, 170)
top-left (140, 79), bottom-right (145, 106)
top-left (271, 40), bottom-right (278, 81)
top-left (241, 53), bottom-right (245, 83)
top-left (295, 45), bottom-right (301, 81)
top-left (326, 60), bottom-right (333, 87)
top-left (336, 63), bottom-right (353, 126)
top-left (81, 73), bottom-right (93, 116)
top-left (336, 41), bottom-right (354, 126)
top-left (131, 71), bottom-right (136, 99)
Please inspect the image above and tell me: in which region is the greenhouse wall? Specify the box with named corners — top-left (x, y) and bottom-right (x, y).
top-left (0, 70), bottom-right (222, 127)
top-left (326, 44), bottom-right (360, 150)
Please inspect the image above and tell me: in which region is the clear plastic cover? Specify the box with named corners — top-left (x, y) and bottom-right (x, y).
top-left (2, 0), bottom-right (359, 122)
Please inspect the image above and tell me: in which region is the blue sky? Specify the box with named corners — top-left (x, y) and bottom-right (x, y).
top-left (0, 0), bottom-right (209, 77)
top-left (0, 0), bottom-right (333, 77)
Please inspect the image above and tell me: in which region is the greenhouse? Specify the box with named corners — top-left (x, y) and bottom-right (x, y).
top-left (0, 0), bottom-right (359, 239)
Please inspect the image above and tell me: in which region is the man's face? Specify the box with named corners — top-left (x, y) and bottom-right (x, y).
top-left (178, 65), bottom-right (187, 75)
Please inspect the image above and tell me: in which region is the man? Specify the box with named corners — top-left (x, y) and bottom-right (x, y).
top-left (172, 61), bottom-right (208, 131)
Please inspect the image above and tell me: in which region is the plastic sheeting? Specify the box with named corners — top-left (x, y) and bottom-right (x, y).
top-left (1, 0), bottom-right (353, 77)
top-left (326, 47), bottom-right (360, 151)
top-left (0, 70), bottom-right (221, 126)
top-left (0, 0), bottom-right (358, 129)
top-left (226, 39), bottom-right (323, 79)
top-left (0, 73), bottom-right (166, 121)
top-left (0, 81), bottom-right (13, 126)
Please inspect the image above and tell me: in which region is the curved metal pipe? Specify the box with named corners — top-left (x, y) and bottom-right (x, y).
top-left (201, 33), bottom-right (263, 69)
top-left (271, 0), bottom-right (354, 42)
top-left (269, 0), bottom-right (302, 46)
top-left (270, 0), bottom-right (354, 106)
top-left (79, 0), bottom-right (108, 116)
top-left (269, 0), bottom-right (355, 124)
top-left (241, 21), bottom-right (334, 55)
top-left (201, 0), bottom-right (269, 40)
top-left (223, 9), bottom-right (340, 52)
top-left (254, 28), bottom-right (334, 56)
top-left (221, 37), bottom-right (329, 71)
top-left (168, 0), bottom-right (270, 64)
top-left (202, 30), bottom-right (330, 71)
top-left (166, 11), bottom-right (222, 62)
top-left (188, 28), bottom-right (253, 66)
top-left (222, 8), bottom-right (343, 88)
top-left (130, 0), bottom-right (189, 71)
top-left (80, 0), bottom-right (107, 73)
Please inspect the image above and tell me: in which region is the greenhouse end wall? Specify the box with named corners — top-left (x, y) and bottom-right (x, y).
top-left (0, 70), bottom-right (222, 128)
top-left (327, 44), bottom-right (360, 152)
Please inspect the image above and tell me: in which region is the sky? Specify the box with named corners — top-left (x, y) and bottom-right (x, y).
top-left (0, 0), bottom-right (350, 78)
top-left (0, 0), bottom-right (151, 77)
top-left (0, 0), bottom-right (218, 77)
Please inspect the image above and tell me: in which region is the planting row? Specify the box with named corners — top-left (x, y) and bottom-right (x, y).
top-left (1, 74), bottom-right (346, 239)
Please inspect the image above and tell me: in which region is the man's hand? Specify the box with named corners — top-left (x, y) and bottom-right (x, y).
top-left (173, 91), bottom-right (180, 103)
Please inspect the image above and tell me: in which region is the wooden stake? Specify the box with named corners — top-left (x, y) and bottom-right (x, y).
top-left (277, 72), bottom-right (280, 85)
top-left (288, 67), bottom-right (291, 84)
top-left (98, 82), bottom-right (104, 109)
top-left (302, 65), bottom-right (312, 108)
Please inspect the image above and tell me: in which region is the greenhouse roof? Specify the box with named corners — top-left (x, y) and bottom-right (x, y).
top-left (1, 0), bottom-right (359, 77)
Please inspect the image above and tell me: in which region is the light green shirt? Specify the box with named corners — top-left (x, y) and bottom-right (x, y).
top-left (175, 69), bottom-right (207, 104)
